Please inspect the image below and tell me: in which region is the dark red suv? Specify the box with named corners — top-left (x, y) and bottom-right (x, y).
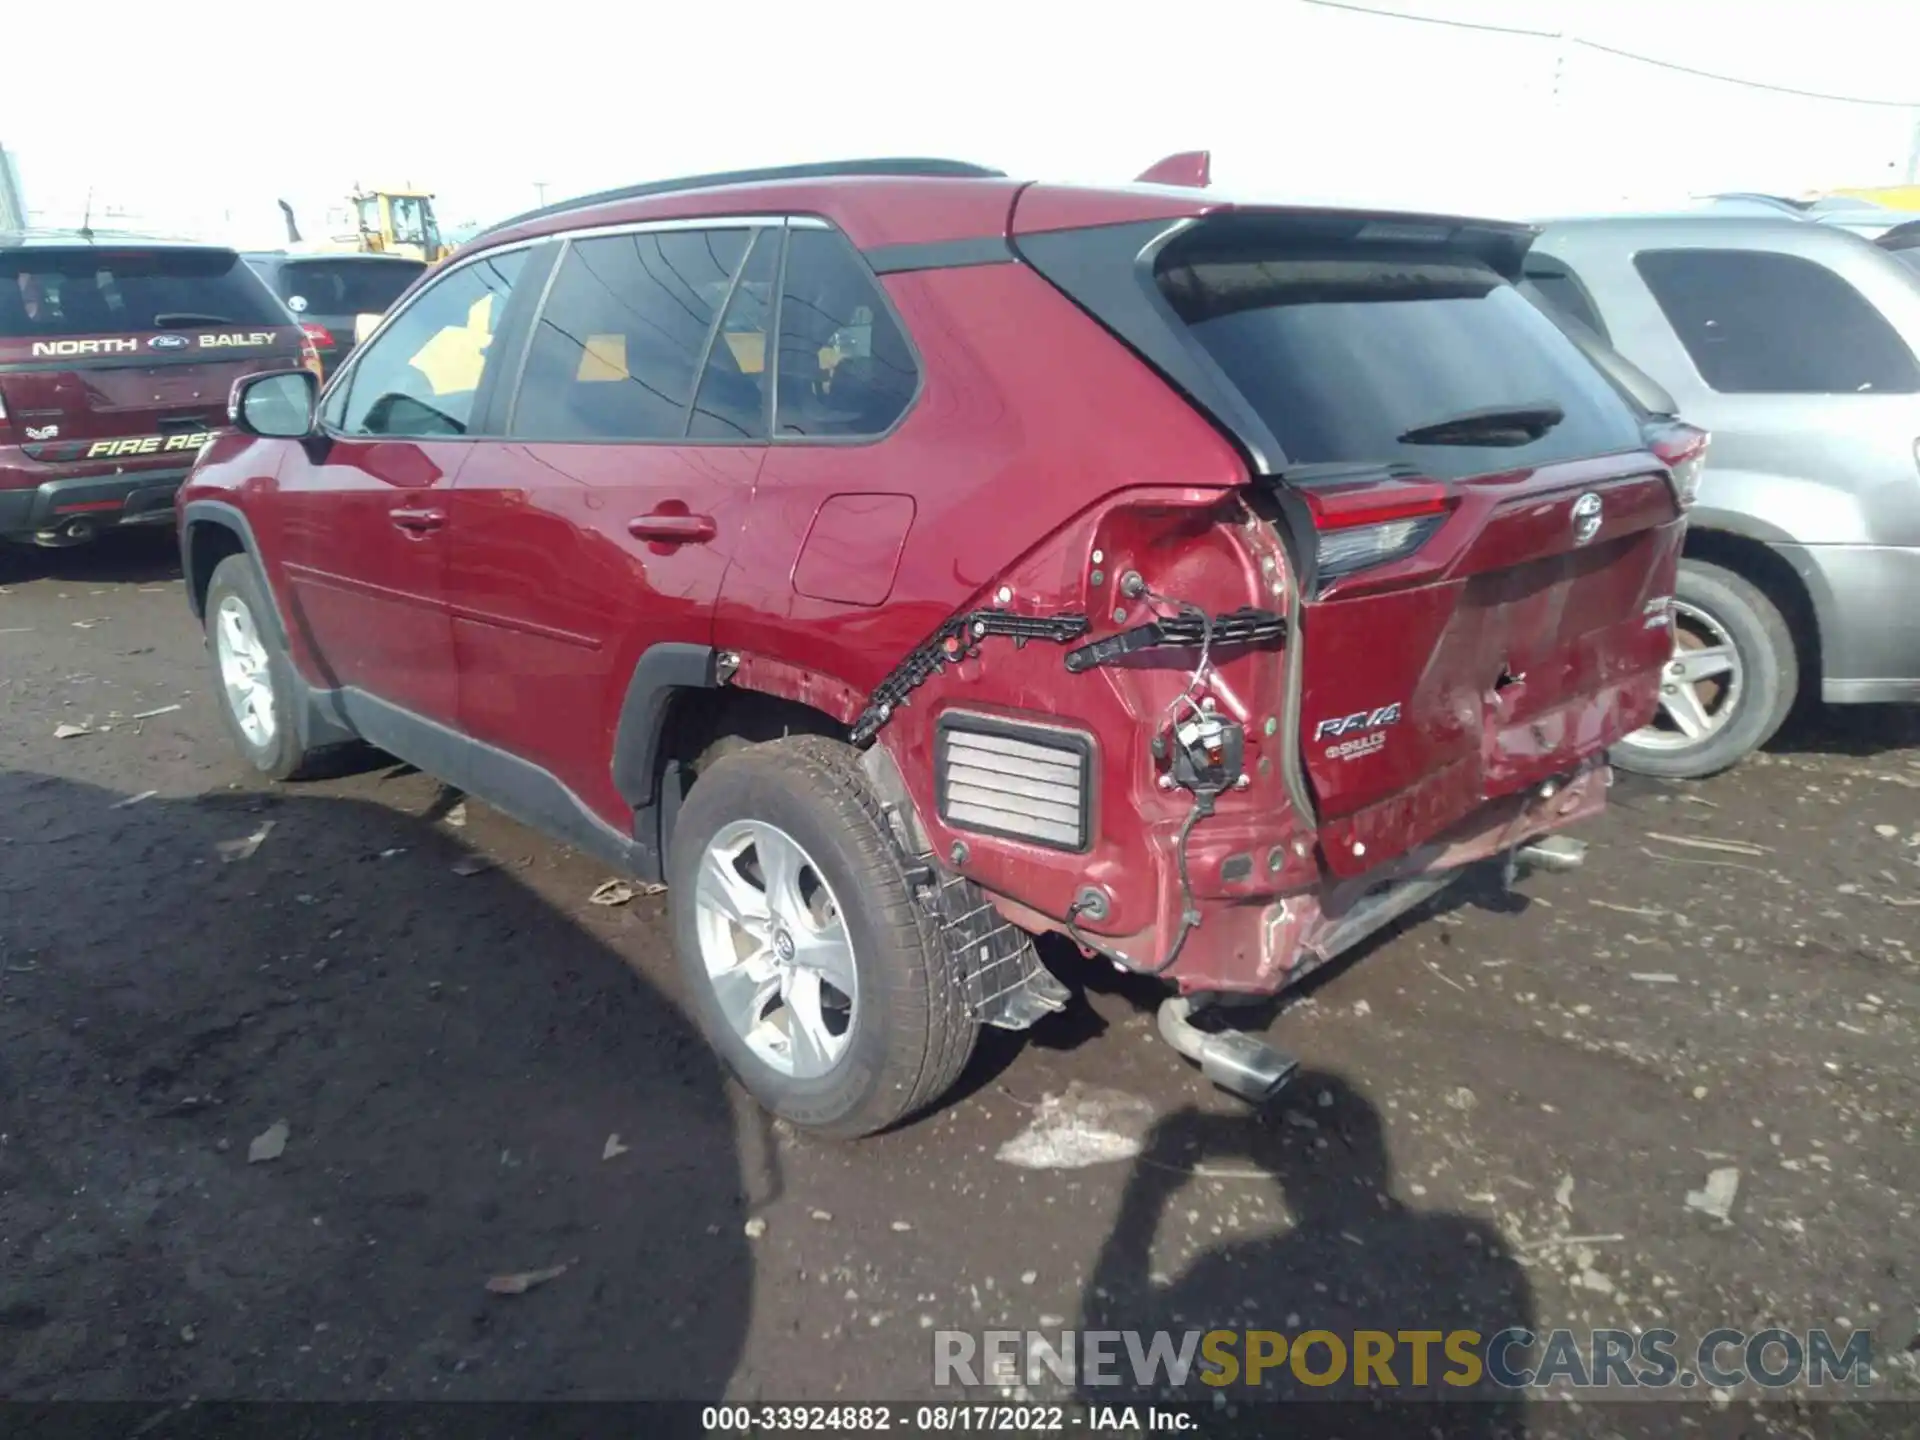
top-left (179, 158), bottom-right (1688, 1136)
top-left (1, 233), bottom-right (314, 547)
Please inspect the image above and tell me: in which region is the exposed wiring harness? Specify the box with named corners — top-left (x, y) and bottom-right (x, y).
top-left (1065, 792), bottom-right (1212, 978)
top-left (1064, 584), bottom-right (1225, 978)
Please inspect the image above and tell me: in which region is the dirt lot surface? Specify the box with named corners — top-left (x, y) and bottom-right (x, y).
top-left (3, 534), bottom-right (1917, 1433)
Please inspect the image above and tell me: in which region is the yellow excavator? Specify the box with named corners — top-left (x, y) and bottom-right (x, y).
top-left (1826, 184), bottom-right (1920, 213)
top-left (277, 185), bottom-right (455, 263)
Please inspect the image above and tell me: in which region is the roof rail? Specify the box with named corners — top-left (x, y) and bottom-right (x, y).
top-left (475, 158), bottom-right (1004, 241)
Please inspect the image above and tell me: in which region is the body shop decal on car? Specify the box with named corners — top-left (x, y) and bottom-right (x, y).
top-left (1312, 703), bottom-right (1403, 742)
top-left (23, 424), bottom-right (59, 440)
top-left (1325, 730), bottom-right (1389, 762)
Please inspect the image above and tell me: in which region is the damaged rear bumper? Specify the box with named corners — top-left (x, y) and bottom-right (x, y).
top-left (1174, 758), bottom-right (1610, 995)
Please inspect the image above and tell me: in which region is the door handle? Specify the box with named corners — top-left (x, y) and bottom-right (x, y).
top-left (390, 506), bottom-right (446, 534)
top-left (628, 513), bottom-right (716, 545)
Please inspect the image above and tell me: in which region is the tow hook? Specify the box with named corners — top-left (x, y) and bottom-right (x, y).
top-left (1156, 995), bottom-right (1299, 1103)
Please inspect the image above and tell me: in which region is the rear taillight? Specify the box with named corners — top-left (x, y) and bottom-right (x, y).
top-left (298, 332), bottom-right (325, 380)
top-left (0, 388), bottom-right (9, 439)
top-left (1647, 420), bottom-right (1709, 511)
top-left (1302, 478), bottom-right (1452, 583)
top-left (300, 322), bottom-right (336, 349)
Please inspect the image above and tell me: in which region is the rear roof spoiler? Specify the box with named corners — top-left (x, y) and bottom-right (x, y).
top-left (1135, 151), bottom-right (1211, 188)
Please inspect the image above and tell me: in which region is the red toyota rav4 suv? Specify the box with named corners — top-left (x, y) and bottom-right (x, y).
top-left (179, 159), bottom-right (1691, 1137)
top-left (1, 233), bottom-right (313, 548)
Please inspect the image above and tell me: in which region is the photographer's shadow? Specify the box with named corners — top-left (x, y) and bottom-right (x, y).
top-left (1082, 1072), bottom-right (1533, 1438)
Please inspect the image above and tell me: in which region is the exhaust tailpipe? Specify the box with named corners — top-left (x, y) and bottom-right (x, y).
top-left (1157, 995), bottom-right (1298, 1104)
top-left (1512, 834), bottom-right (1587, 874)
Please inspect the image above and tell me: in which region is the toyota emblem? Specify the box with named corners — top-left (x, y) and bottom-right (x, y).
top-left (1571, 491), bottom-right (1603, 546)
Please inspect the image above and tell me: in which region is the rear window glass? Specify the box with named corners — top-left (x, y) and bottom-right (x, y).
top-left (272, 259), bottom-right (423, 317)
top-left (1158, 248), bottom-right (1644, 481)
top-left (1634, 248), bottom-right (1920, 395)
top-left (0, 247), bottom-right (283, 337)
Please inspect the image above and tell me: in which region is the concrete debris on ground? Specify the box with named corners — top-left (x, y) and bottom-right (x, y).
top-left (485, 1262), bottom-right (571, 1295)
top-left (1685, 1166), bottom-right (1741, 1222)
top-left (589, 878), bottom-right (668, 906)
top-left (247, 1120), bottom-right (289, 1164)
top-left (995, 1082), bottom-right (1155, 1170)
top-left (216, 821), bottom-right (275, 863)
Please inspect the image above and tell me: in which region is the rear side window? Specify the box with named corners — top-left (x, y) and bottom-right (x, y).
top-left (1635, 248), bottom-right (1920, 394)
top-left (0, 247), bottom-right (282, 337)
top-left (333, 248), bottom-right (526, 437)
top-left (510, 228), bottom-right (751, 442)
top-left (1518, 255), bottom-right (1609, 340)
top-left (272, 259), bottom-right (423, 317)
top-left (773, 228), bottom-right (917, 439)
top-left (1159, 248), bottom-right (1644, 481)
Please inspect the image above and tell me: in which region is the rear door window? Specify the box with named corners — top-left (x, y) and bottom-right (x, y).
top-left (1634, 248), bottom-right (1920, 394)
top-left (273, 259), bottom-right (424, 317)
top-left (331, 248), bottom-right (526, 438)
top-left (773, 228), bottom-right (918, 439)
top-left (1158, 247), bottom-right (1643, 481)
top-left (509, 228), bottom-right (752, 442)
top-left (0, 247), bottom-right (282, 336)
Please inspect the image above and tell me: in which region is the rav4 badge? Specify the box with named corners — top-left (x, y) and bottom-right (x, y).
top-left (1313, 703), bottom-right (1403, 742)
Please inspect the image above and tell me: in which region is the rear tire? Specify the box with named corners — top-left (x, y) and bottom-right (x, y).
top-left (1611, 558), bottom-right (1797, 780)
top-left (667, 736), bottom-right (977, 1138)
top-left (203, 553), bottom-right (317, 782)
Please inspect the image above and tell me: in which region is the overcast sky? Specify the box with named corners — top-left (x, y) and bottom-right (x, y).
top-left (4, 0), bottom-right (1917, 243)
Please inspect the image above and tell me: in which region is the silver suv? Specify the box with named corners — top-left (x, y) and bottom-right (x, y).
top-left (1524, 214), bottom-right (1920, 777)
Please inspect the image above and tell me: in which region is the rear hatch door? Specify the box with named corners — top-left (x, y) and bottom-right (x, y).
top-left (0, 245), bottom-right (304, 467)
top-left (1017, 205), bottom-right (1684, 876)
top-left (255, 254), bottom-right (425, 370)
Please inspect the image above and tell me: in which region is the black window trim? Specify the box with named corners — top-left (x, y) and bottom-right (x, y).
top-left (486, 212), bottom-right (925, 450)
top-left (687, 222), bottom-right (786, 443)
top-left (318, 236), bottom-right (545, 442)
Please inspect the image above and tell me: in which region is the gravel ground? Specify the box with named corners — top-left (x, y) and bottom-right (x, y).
top-left (2, 533), bottom-right (1916, 1434)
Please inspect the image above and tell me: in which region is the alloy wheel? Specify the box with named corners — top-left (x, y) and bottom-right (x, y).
top-left (692, 819), bottom-right (858, 1078)
top-left (214, 594), bottom-right (277, 747)
top-left (1625, 599), bottom-right (1743, 751)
